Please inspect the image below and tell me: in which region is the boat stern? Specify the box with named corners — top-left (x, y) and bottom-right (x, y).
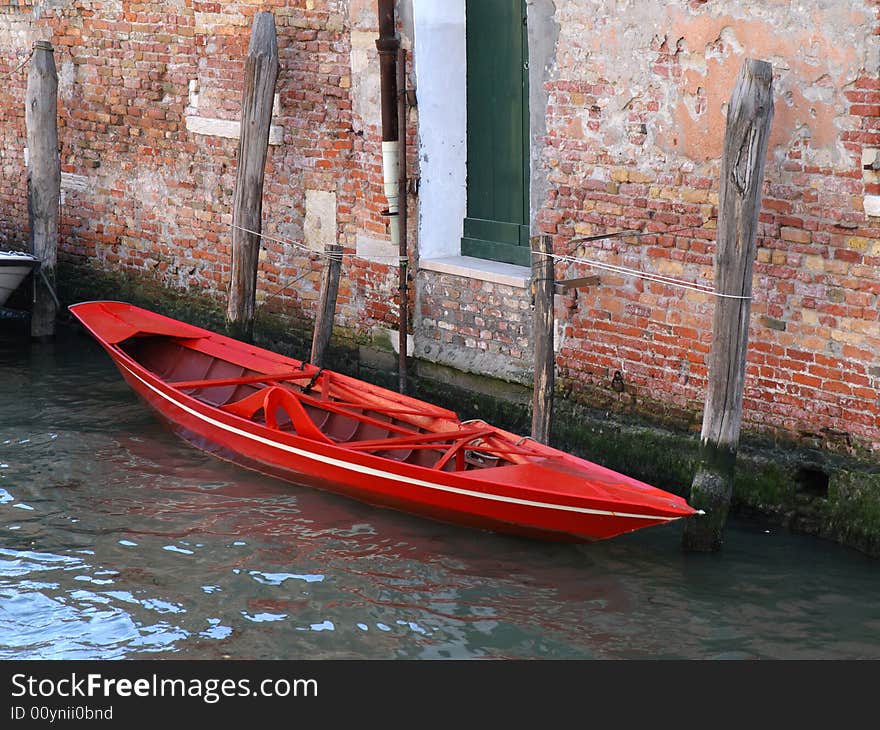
top-left (0, 251), bottom-right (39, 307)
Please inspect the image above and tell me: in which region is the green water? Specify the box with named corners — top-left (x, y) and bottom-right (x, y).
top-left (0, 323), bottom-right (878, 659)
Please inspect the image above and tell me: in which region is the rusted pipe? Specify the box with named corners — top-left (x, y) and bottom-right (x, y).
top-left (396, 45), bottom-right (408, 394)
top-left (376, 1), bottom-right (407, 393)
top-left (376, 0), bottom-right (399, 144)
top-left (376, 0), bottom-right (400, 248)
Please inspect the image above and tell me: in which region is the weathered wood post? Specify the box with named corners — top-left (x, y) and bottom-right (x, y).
top-left (310, 243), bottom-right (343, 368)
top-left (26, 40), bottom-right (60, 341)
top-left (531, 234), bottom-right (555, 444)
top-left (683, 59), bottom-right (774, 552)
top-left (226, 12), bottom-right (279, 341)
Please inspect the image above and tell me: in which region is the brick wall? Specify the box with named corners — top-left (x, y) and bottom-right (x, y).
top-left (0, 1), bottom-right (878, 457)
top-left (0, 0), bottom-right (410, 341)
top-left (530, 0), bottom-right (880, 454)
top-left (415, 269), bottom-right (533, 383)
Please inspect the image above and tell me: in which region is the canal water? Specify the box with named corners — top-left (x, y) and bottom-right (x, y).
top-left (1, 321), bottom-right (878, 660)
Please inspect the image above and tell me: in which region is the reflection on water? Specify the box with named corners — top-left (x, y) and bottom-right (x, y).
top-left (1, 325), bottom-right (879, 659)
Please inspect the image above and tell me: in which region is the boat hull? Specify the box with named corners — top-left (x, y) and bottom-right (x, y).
top-left (108, 351), bottom-right (681, 542)
top-left (70, 301), bottom-right (699, 543)
top-left (0, 252), bottom-right (39, 307)
top-left (153, 410), bottom-right (601, 543)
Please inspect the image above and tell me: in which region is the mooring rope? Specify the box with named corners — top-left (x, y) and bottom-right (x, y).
top-left (569, 223), bottom-right (710, 244)
top-left (541, 220), bottom-right (752, 300)
top-left (230, 223), bottom-right (402, 263)
top-left (1, 48), bottom-right (34, 80)
top-left (231, 220), bottom-right (748, 300)
top-left (534, 249), bottom-right (751, 300)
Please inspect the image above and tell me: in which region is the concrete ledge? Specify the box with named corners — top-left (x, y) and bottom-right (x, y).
top-left (61, 172), bottom-right (91, 193)
top-left (60, 172), bottom-right (92, 204)
top-left (864, 194), bottom-right (880, 217)
top-left (356, 233), bottom-right (398, 264)
top-left (185, 115), bottom-right (284, 146)
top-left (418, 255), bottom-right (530, 289)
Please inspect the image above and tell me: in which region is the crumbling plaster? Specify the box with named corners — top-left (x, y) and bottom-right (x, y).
top-left (547, 0), bottom-right (878, 176)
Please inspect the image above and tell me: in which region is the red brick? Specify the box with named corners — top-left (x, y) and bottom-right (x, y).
top-left (0, 1), bottom-right (876, 457)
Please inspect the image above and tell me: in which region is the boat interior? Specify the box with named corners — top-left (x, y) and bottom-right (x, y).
top-left (118, 335), bottom-right (547, 473)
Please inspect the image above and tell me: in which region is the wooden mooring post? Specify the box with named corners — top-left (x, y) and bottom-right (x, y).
top-left (531, 234), bottom-right (555, 444)
top-left (226, 12), bottom-right (279, 341)
top-left (310, 243), bottom-right (343, 368)
top-left (530, 235), bottom-right (602, 445)
top-left (26, 40), bottom-right (60, 341)
top-left (683, 59), bottom-right (774, 552)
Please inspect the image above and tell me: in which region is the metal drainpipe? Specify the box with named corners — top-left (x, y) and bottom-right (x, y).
top-left (396, 45), bottom-right (408, 395)
top-left (376, 1), bottom-right (399, 247)
top-left (376, 0), bottom-right (407, 393)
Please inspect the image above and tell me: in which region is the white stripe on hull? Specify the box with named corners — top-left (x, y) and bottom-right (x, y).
top-left (117, 358), bottom-right (678, 524)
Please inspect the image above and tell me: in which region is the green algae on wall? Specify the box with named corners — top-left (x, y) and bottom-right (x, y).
top-left (53, 263), bottom-right (880, 558)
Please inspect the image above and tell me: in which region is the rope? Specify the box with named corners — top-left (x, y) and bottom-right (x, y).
top-left (539, 221), bottom-right (751, 300)
top-left (259, 267), bottom-right (314, 307)
top-left (233, 221), bottom-right (748, 299)
top-left (569, 223), bottom-right (712, 244)
top-left (226, 225), bottom-right (379, 310)
top-left (39, 267), bottom-right (61, 308)
top-left (536, 250), bottom-right (750, 300)
top-left (230, 224), bottom-right (402, 263)
top-left (1, 48), bottom-right (34, 80)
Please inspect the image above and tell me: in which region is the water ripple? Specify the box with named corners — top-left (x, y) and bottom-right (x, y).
top-left (0, 328), bottom-right (879, 659)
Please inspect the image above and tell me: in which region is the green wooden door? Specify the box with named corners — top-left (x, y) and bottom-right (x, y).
top-left (462, 0), bottom-right (530, 267)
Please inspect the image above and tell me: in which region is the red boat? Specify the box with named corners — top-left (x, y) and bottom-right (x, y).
top-left (69, 301), bottom-right (700, 542)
